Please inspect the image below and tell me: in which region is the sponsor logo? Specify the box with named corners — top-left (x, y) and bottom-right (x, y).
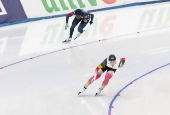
top-left (41, 0), bottom-right (116, 13)
top-left (137, 6), bottom-right (170, 30)
top-left (0, 0), bottom-right (7, 15)
top-left (102, 0), bottom-right (116, 4)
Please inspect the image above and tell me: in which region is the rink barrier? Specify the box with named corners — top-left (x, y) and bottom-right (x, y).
top-left (0, 0), bottom-right (170, 27)
top-left (108, 62), bottom-right (170, 115)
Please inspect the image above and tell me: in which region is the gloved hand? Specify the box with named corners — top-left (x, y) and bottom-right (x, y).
top-left (118, 58), bottom-right (125, 68)
top-left (65, 23), bottom-right (69, 30)
top-left (90, 21), bottom-right (93, 25)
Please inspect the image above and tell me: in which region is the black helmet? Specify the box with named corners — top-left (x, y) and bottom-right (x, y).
top-left (109, 54), bottom-right (116, 61)
top-left (75, 9), bottom-right (83, 15)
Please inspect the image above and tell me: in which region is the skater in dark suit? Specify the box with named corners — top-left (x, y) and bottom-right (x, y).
top-left (63, 9), bottom-right (94, 42)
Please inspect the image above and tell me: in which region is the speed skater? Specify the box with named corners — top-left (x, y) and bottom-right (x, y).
top-left (78, 54), bottom-right (125, 96)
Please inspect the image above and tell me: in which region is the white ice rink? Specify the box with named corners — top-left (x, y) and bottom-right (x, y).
top-left (0, 2), bottom-right (170, 115)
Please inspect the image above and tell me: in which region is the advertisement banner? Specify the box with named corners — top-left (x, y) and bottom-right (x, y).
top-left (0, 0), bottom-right (27, 24)
top-left (0, 0), bottom-right (167, 25)
top-left (20, 0), bottom-right (124, 18)
top-left (20, 0), bottom-right (163, 18)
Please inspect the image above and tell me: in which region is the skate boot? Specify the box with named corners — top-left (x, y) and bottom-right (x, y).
top-left (78, 86), bottom-right (87, 95)
top-left (62, 37), bottom-right (72, 43)
top-left (74, 31), bottom-right (84, 40)
top-left (95, 88), bottom-right (103, 96)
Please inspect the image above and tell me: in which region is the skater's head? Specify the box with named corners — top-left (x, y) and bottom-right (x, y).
top-left (75, 9), bottom-right (83, 19)
top-left (108, 54), bottom-right (116, 66)
top-left (76, 15), bottom-right (81, 19)
top-left (109, 54), bottom-right (116, 61)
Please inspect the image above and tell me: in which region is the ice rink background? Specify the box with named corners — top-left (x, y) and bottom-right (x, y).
top-left (0, 2), bottom-right (170, 115)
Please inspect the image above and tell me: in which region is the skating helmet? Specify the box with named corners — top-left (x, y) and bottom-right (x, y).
top-left (108, 54), bottom-right (116, 61)
top-left (75, 9), bottom-right (83, 15)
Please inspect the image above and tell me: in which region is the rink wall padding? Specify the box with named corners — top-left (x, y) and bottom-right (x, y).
top-left (0, 0), bottom-right (170, 27)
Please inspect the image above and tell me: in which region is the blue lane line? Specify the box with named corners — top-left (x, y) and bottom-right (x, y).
top-left (108, 63), bottom-right (170, 115)
top-left (2, 59), bottom-right (31, 68)
top-left (1, 26), bottom-right (170, 69)
top-left (0, 0), bottom-right (169, 27)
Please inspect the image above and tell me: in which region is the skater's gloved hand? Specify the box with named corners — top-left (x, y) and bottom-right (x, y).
top-left (65, 23), bottom-right (69, 30)
top-left (90, 21), bottom-right (93, 25)
top-left (118, 58), bottom-right (125, 68)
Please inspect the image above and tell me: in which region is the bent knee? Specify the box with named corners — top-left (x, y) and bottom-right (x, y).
top-left (105, 73), bottom-right (113, 80)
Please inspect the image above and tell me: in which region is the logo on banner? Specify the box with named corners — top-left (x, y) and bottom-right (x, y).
top-left (0, 0), bottom-right (7, 15)
top-left (42, 0), bottom-right (117, 13)
top-left (102, 0), bottom-right (116, 4)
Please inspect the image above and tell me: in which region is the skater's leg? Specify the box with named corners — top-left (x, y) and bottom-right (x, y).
top-left (75, 22), bottom-right (87, 38)
top-left (70, 18), bottom-right (81, 37)
top-left (101, 71), bottom-right (114, 89)
top-left (78, 67), bottom-right (104, 95)
top-left (84, 69), bottom-right (103, 88)
top-left (95, 71), bottom-right (114, 96)
top-left (78, 22), bottom-right (87, 33)
top-left (64, 18), bottom-right (81, 42)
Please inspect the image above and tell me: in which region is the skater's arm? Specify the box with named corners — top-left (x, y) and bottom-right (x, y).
top-left (90, 14), bottom-right (94, 22)
top-left (118, 58), bottom-right (125, 68)
top-left (66, 12), bottom-right (74, 23)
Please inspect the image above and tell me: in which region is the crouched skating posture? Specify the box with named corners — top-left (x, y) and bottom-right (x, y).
top-left (78, 54), bottom-right (125, 96)
top-left (63, 9), bottom-right (94, 42)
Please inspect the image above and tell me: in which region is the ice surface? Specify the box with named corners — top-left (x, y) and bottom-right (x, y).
top-left (0, 2), bottom-right (170, 115)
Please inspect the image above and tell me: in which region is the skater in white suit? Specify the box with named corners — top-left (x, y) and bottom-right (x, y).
top-left (78, 54), bottom-right (125, 96)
